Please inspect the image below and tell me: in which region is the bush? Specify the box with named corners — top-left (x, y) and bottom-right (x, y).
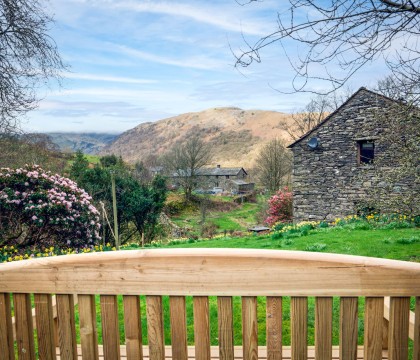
top-left (265, 187), bottom-right (293, 227)
top-left (0, 165), bottom-right (101, 249)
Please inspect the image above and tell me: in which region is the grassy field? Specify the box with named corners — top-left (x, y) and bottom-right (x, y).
top-left (168, 193), bottom-right (265, 236)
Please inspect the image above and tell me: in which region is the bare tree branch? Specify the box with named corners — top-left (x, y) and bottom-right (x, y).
top-left (0, 0), bottom-right (65, 134)
top-left (234, 0), bottom-right (420, 95)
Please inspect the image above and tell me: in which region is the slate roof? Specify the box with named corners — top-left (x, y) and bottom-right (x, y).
top-left (197, 167), bottom-right (247, 176)
top-left (172, 167), bottom-right (247, 177)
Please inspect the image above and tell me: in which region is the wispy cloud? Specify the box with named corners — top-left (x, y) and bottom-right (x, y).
top-left (79, 0), bottom-right (268, 36)
top-left (65, 73), bottom-right (157, 84)
top-left (113, 44), bottom-right (227, 70)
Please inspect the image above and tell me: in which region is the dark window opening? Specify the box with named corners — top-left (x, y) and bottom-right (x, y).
top-left (226, 175), bottom-right (229, 179)
top-left (358, 140), bottom-right (374, 164)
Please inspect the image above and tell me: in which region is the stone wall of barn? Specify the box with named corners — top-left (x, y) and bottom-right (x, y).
top-left (290, 89), bottom-right (411, 222)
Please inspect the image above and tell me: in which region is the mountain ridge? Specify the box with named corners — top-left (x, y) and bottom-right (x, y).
top-left (101, 107), bottom-right (295, 168)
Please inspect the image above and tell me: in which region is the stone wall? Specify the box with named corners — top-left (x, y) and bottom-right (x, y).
top-left (290, 88), bottom-right (416, 222)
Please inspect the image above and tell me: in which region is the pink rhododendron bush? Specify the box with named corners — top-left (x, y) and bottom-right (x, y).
top-left (0, 165), bottom-right (101, 249)
top-left (265, 187), bottom-right (293, 227)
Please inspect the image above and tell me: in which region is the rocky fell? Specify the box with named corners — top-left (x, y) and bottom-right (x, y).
top-left (101, 107), bottom-right (294, 168)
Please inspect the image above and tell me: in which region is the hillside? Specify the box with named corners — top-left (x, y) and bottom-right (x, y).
top-left (101, 107), bottom-right (294, 168)
top-left (46, 133), bottom-right (119, 154)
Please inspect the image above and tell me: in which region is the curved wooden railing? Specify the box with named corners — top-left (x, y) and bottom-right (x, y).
top-left (0, 249), bottom-right (419, 360)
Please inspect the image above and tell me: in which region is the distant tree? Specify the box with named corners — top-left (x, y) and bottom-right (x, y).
top-left (163, 134), bottom-right (212, 200)
top-left (255, 139), bottom-right (292, 193)
top-left (281, 91), bottom-right (352, 141)
top-left (70, 150), bottom-right (89, 181)
top-left (0, 134), bottom-right (68, 173)
top-left (70, 153), bottom-right (168, 244)
top-left (1, 0), bottom-right (65, 134)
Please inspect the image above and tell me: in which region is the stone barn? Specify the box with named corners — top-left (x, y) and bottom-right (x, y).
top-left (287, 87), bottom-right (418, 222)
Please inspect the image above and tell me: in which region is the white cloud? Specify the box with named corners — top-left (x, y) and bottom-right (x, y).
top-left (113, 44), bottom-right (227, 70)
top-left (73, 0), bottom-right (269, 36)
top-left (65, 73), bottom-right (157, 84)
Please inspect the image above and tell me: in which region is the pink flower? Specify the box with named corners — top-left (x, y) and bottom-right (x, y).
top-left (32, 215), bottom-right (37, 220)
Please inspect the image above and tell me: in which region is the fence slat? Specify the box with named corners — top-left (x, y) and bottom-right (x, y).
top-left (100, 295), bottom-right (121, 360)
top-left (124, 295), bottom-right (143, 360)
top-left (242, 296), bottom-right (258, 360)
top-left (291, 297), bottom-right (307, 360)
top-left (56, 294), bottom-right (77, 360)
top-left (194, 296), bottom-right (211, 360)
top-left (14, 293), bottom-right (36, 360)
top-left (79, 294), bottom-right (99, 360)
top-left (413, 297), bottom-right (420, 360)
top-left (364, 297), bottom-right (384, 360)
top-left (147, 295), bottom-right (165, 360)
top-left (170, 296), bottom-right (188, 360)
top-left (34, 294), bottom-right (56, 360)
top-left (414, 297), bottom-right (420, 360)
top-left (266, 296), bottom-right (282, 360)
top-left (340, 297), bottom-right (358, 360)
top-left (388, 297), bottom-right (410, 360)
top-left (315, 297), bottom-right (332, 360)
top-left (0, 293), bottom-right (14, 360)
top-left (218, 296), bottom-right (234, 360)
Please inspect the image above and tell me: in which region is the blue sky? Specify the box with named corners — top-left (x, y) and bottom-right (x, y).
top-left (24, 0), bottom-right (388, 133)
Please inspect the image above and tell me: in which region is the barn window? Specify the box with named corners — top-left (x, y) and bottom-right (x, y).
top-left (358, 140), bottom-right (375, 164)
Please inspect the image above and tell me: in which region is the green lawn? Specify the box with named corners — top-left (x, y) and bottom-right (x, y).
top-left (147, 227), bottom-right (420, 262)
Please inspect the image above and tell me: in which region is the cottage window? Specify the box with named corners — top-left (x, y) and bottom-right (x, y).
top-left (226, 175), bottom-right (230, 179)
top-left (358, 140), bottom-right (374, 164)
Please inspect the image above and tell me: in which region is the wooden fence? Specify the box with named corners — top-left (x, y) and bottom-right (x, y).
top-left (0, 248), bottom-right (419, 360)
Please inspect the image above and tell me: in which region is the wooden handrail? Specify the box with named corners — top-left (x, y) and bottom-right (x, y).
top-left (1, 249), bottom-right (419, 360)
top-left (0, 249), bottom-right (419, 296)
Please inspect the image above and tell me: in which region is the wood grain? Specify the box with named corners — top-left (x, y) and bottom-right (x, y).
top-left (100, 295), bottom-right (121, 360)
top-left (242, 296), bottom-right (258, 360)
top-left (34, 293), bottom-right (56, 360)
top-left (14, 293), bottom-right (36, 360)
top-left (0, 249), bottom-right (419, 296)
top-left (218, 296), bottom-right (234, 360)
top-left (266, 297), bottom-right (282, 360)
top-left (194, 296), bottom-right (211, 360)
top-left (170, 296), bottom-right (188, 360)
top-left (340, 297), bottom-right (358, 360)
top-left (123, 295), bottom-right (143, 360)
top-left (364, 297), bottom-right (384, 360)
top-left (291, 297), bottom-right (307, 360)
top-left (56, 294), bottom-right (77, 360)
top-left (147, 295), bottom-right (165, 360)
top-left (388, 297), bottom-right (410, 360)
top-left (79, 294), bottom-right (99, 360)
top-left (414, 297), bottom-right (420, 360)
top-left (315, 297), bottom-right (332, 360)
top-left (0, 293), bottom-right (14, 360)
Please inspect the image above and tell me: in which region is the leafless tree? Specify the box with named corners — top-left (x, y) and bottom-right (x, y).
top-left (282, 90), bottom-right (353, 140)
top-left (235, 0), bottom-right (420, 95)
top-left (0, 0), bottom-right (65, 134)
top-left (255, 139), bottom-right (292, 193)
top-left (163, 134), bottom-right (213, 200)
top-left (362, 79), bottom-right (420, 215)
top-left (0, 133), bottom-right (68, 172)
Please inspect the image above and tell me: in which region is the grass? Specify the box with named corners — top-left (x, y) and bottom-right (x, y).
top-left (170, 195), bottom-right (265, 236)
top-left (148, 227), bottom-right (419, 262)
